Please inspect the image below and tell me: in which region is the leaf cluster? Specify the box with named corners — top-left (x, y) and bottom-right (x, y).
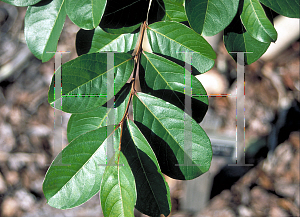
top-left (3, 0), bottom-right (299, 216)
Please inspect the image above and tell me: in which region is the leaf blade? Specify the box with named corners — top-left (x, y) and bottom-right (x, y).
top-left (161, 0), bottom-right (187, 22)
top-left (66, 0), bottom-right (106, 29)
top-left (90, 28), bottom-right (139, 54)
top-left (140, 51), bottom-right (208, 122)
top-left (147, 21), bottom-right (216, 74)
top-left (259, 0), bottom-right (300, 18)
top-left (121, 119), bottom-right (171, 216)
top-left (67, 84), bottom-right (131, 142)
top-left (132, 93), bottom-right (212, 180)
top-left (24, 0), bottom-right (66, 62)
top-left (48, 52), bottom-right (134, 113)
top-left (240, 0), bottom-right (277, 43)
top-left (43, 126), bottom-right (117, 209)
top-left (185, 0), bottom-right (239, 36)
top-left (224, 14), bottom-right (270, 65)
top-left (100, 151), bottom-right (136, 217)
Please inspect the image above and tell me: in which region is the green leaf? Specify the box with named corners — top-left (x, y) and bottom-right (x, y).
top-left (185, 0), bottom-right (239, 36)
top-left (122, 119), bottom-right (171, 216)
top-left (65, 0), bottom-right (106, 30)
top-left (100, 150), bottom-right (136, 217)
top-left (24, 0), bottom-right (66, 62)
top-left (48, 52), bottom-right (134, 113)
top-left (147, 21), bottom-right (216, 74)
top-left (240, 0), bottom-right (277, 43)
top-left (140, 51), bottom-right (208, 123)
top-left (76, 26), bottom-right (140, 56)
top-left (259, 0), bottom-right (300, 18)
top-left (43, 126), bottom-right (118, 209)
top-left (67, 84), bottom-right (131, 142)
top-left (160, 0), bottom-right (187, 22)
top-left (1, 0), bottom-right (41, 6)
top-left (224, 15), bottom-right (270, 65)
top-left (132, 93), bottom-right (212, 180)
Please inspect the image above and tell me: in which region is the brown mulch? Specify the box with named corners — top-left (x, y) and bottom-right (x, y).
top-left (197, 131), bottom-right (300, 217)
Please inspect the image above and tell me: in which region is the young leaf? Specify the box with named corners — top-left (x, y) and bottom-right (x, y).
top-left (224, 14), bottom-right (270, 65)
top-left (24, 0), bottom-right (66, 62)
top-left (140, 51), bottom-right (208, 123)
top-left (43, 126), bottom-right (118, 209)
top-left (76, 26), bottom-right (140, 56)
top-left (240, 0), bottom-right (277, 43)
top-left (132, 93), bottom-right (212, 180)
top-left (185, 0), bottom-right (239, 36)
top-left (65, 0), bottom-right (106, 30)
top-left (48, 52), bottom-right (134, 113)
top-left (147, 21), bottom-right (216, 74)
top-left (122, 119), bottom-right (171, 217)
top-left (100, 151), bottom-right (136, 217)
top-left (67, 84), bottom-right (131, 142)
top-left (1, 0), bottom-right (42, 6)
top-left (160, 0), bottom-right (187, 22)
top-left (259, 0), bottom-right (300, 18)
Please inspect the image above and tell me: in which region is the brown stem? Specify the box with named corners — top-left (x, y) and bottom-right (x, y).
top-left (117, 21), bottom-right (147, 151)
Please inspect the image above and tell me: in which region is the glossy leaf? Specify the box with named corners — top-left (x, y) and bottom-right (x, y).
top-left (100, 151), bottom-right (136, 217)
top-left (132, 93), bottom-right (212, 180)
top-left (147, 21), bottom-right (216, 74)
top-left (43, 126), bottom-right (118, 209)
top-left (1, 0), bottom-right (41, 6)
top-left (141, 51), bottom-right (208, 103)
top-left (140, 51), bottom-right (208, 122)
top-left (67, 84), bottom-right (130, 142)
top-left (65, 0), bottom-right (106, 30)
top-left (161, 0), bottom-right (187, 22)
top-left (76, 26), bottom-right (140, 56)
top-left (48, 53), bottom-right (134, 113)
top-left (224, 15), bottom-right (270, 65)
top-left (185, 0), bottom-right (239, 36)
top-left (122, 119), bottom-right (171, 216)
top-left (24, 0), bottom-right (66, 62)
top-left (240, 0), bottom-right (277, 43)
top-left (259, 0), bottom-right (300, 18)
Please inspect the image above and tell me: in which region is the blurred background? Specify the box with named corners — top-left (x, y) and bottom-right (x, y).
top-left (0, 1), bottom-right (299, 216)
